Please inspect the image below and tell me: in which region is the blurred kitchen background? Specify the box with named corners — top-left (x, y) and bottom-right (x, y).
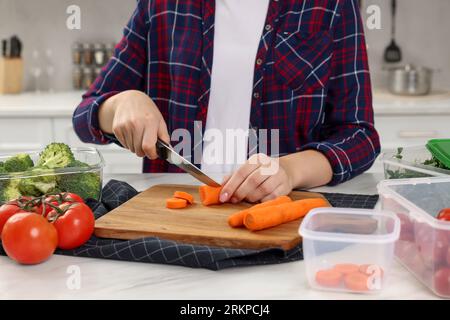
top-left (0, 0), bottom-right (449, 173)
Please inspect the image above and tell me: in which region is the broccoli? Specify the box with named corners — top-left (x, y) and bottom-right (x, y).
top-left (3, 154), bottom-right (34, 173)
top-left (37, 143), bottom-right (75, 169)
top-left (57, 159), bottom-right (101, 200)
top-left (0, 179), bottom-right (21, 203)
top-left (17, 168), bottom-right (58, 197)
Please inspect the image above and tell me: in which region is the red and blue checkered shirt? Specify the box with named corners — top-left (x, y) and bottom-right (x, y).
top-left (73, 0), bottom-right (380, 185)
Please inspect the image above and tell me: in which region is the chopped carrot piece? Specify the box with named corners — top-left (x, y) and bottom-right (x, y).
top-left (228, 196), bottom-right (292, 228)
top-left (315, 269), bottom-right (344, 288)
top-left (173, 191), bottom-right (194, 204)
top-left (199, 185), bottom-right (222, 206)
top-left (333, 263), bottom-right (360, 275)
top-left (359, 264), bottom-right (384, 278)
top-left (243, 198), bottom-right (329, 231)
top-left (344, 272), bottom-right (370, 291)
top-left (166, 198), bottom-right (188, 209)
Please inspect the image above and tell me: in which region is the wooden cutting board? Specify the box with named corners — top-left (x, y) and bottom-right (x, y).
top-left (94, 184), bottom-right (330, 250)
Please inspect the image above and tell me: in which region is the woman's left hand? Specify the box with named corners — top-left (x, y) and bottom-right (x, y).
top-left (219, 153), bottom-right (294, 204)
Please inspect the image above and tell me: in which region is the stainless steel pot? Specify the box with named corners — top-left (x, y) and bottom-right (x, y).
top-left (386, 64), bottom-right (433, 96)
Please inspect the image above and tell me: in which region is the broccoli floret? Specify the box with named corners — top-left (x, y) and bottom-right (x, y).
top-left (17, 168), bottom-right (58, 197)
top-left (0, 179), bottom-right (21, 203)
top-left (37, 143), bottom-right (75, 169)
top-left (4, 154), bottom-right (34, 173)
top-left (58, 170), bottom-right (101, 200)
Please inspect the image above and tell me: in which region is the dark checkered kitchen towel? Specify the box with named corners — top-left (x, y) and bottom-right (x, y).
top-left (0, 180), bottom-right (378, 270)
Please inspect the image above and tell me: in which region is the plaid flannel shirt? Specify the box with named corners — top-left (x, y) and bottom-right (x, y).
top-left (73, 0), bottom-right (380, 185)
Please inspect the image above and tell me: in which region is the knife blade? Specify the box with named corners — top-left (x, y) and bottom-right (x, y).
top-left (156, 138), bottom-right (221, 187)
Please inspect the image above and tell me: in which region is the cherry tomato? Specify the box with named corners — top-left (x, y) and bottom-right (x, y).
top-left (437, 208), bottom-right (450, 222)
top-left (0, 203), bottom-right (25, 237)
top-left (62, 193), bottom-right (84, 203)
top-left (2, 212), bottom-right (58, 265)
top-left (49, 202), bottom-right (94, 250)
top-left (434, 268), bottom-right (450, 297)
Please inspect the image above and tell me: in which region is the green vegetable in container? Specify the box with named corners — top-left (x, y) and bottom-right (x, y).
top-left (17, 168), bottom-right (59, 197)
top-left (37, 143), bottom-right (75, 169)
top-left (0, 179), bottom-right (21, 203)
top-left (3, 154), bottom-right (34, 173)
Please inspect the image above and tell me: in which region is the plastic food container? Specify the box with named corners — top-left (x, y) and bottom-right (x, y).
top-left (378, 177), bottom-right (450, 298)
top-left (0, 147), bottom-right (104, 203)
top-left (380, 146), bottom-right (450, 180)
top-left (299, 208), bottom-right (400, 294)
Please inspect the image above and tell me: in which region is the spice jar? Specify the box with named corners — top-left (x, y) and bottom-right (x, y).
top-left (93, 43), bottom-right (106, 66)
top-left (82, 67), bottom-right (94, 90)
top-left (82, 43), bottom-right (94, 65)
top-left (105, 42), bottom-right (116, 62)
top-left (72, 66), bottom-right (83, 90)
top-left (72, 42), bottom-right (83, 65)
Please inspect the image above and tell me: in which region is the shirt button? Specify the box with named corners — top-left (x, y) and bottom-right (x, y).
top-left (256, 58), bottom-right (263, 66)
top-left (253, 92), bottom-right (260, 99)
top-left (265, 24), bottom-right (272, 31)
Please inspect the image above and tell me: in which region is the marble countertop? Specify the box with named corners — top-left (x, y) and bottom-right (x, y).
top-left (0, 173), bottom-right (440, 300)
top-left (1, 90), bottom-right (450, 117)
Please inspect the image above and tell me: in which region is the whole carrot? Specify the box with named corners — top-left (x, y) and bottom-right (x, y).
top-left (228, 196), bottom-right (292, 228)
top-left (244, 198), bottom-right (329, 231)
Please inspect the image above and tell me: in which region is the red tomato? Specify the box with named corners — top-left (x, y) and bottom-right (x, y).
top-left (434, 268), bottom-right (450, 297)
top-left (2, 212), bottom-right (58, 265)
top-left (63, 193), bottom-right (84, 203)
top-left (0, 203), bottom-right (25, 237)
top-left (437, 208), bottom-right (450, 221)
top-left (50, 202), bottom-right (94, 250)
top-left (414, 222), bottom-right (448, 267)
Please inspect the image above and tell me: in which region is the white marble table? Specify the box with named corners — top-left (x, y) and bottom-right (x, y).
top-left (0, 173), bottom-right (440, 300)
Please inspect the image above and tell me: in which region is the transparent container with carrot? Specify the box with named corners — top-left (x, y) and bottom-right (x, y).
top-left (299, 208), bottom-right (400, 294)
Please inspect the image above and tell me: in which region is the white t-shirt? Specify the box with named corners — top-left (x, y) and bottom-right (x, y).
top-left (201, 0), bottom-right (270, 175)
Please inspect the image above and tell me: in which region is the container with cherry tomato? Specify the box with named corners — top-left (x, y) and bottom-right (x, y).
top-left (0, 192), bottom-right (95, 265)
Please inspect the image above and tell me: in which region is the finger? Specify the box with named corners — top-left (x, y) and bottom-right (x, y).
top-left (157, 118), bottom-right (170, 144)
top-left (246, 176), bottom-right (281, 203)
top-left (126, 126), bottom-right (136, 154)
top-left (261, 184), bottom-right (288, 203)
top-left (221, 174), bottom-right (231, 185)
top-left (220, 161), bottom-right (261, 203)
top-left (113, 126), bottom-right (128, 150)
top-left (133, 124), bottom-right (145, 157)
top-left (142, 125), bottom-right (159, 160)
top-left (232, 168), bottom-right (270, 203)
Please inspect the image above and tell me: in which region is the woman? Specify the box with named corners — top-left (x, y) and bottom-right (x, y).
top-left (73, 0), bottom-right (380, 204)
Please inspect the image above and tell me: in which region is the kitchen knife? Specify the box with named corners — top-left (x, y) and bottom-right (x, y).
top-left (156, 138), bottom-right (221, 187)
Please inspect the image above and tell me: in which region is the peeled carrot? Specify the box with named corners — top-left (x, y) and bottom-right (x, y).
top-left (166, 198), bottom-right (188, 209)
top-left (344, 272), bottom-right (370, 291)
top-left (173, 191), bottom-right (194, 204)
top-left (199, 185), bottom-right (222, 206)
top-left (315, 269), bottom-right (344, 288)
top-left (243, 198), bottom-right (329, 231)
top-left (228, 196), bottom-right (292, 228)
top-left (333, 263), bottom-right (360, 275)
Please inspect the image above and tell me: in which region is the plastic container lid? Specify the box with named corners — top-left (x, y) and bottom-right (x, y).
top-left (426, 139), bottom-right (450, 169)
top-left (299, 208), bottom-right (400, 244)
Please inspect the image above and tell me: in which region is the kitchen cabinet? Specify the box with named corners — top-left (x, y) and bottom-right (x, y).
top-left (0, 90), bottom-right (449, 173)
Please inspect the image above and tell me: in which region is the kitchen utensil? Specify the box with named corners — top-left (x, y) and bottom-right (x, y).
top-left (156, 139), bottom-right (221, 187)
top-left (386, 64), bottom-right (433, 96)
top-left (426, 139), bottom-right (450, 169)
top-left (384, 0), bottom-right (402, 63)
top-left (94, 184), bottom-right (330, 250)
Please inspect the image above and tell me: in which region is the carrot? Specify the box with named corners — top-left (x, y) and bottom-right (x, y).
top-left (344, 272), bottom-right (370, 291)
top-left (243, 198), bottom-right (329, 231)
top-left (173, 191), bottom-right (194, 204)
top-left (228, 196), bottom-right (292, 228)
top-left (166, 198), bottom-right (188, 209)
top-left (199, 185), bottom-right (222, 206)
top-left (333, 263), bottom-right (360, 275)
top-left (315, 269), bottom-right (344, 288)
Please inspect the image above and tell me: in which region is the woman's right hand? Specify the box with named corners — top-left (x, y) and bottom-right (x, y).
top-left (98, 90), bottom-right (170, 159)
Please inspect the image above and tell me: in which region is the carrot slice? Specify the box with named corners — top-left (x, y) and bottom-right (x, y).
top-left (173, 191), bottom-right (194, 204)
top-left (344, 272), bottom-right (370, 291)
top-left (315, 269), bottom-right (344, 288)
top-left (333, 263), bottom-right (360, 275)
top-left (166, 198), bottom-right (188, 209)
top-left (199, 185), bottom-right (222, 206)
top-left (228, 196), bottom-right (292, 228)
top-left (243, 198), bottom-right (329, 231)
top-left (359, 264), bottom-right (384, 278)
